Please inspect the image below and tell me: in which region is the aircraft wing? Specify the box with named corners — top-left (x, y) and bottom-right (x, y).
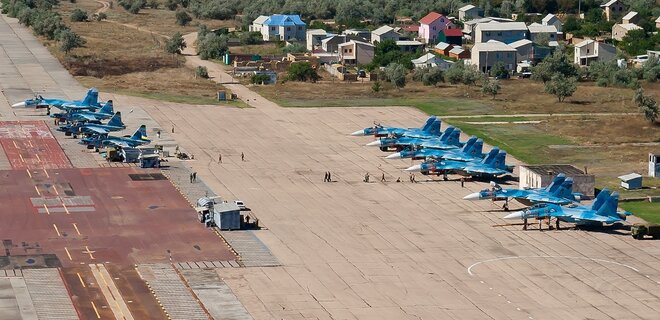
top-left (421, 140), bottom-right (459, 150)
top-left (105, 140), bottom-right (131, 148)
top-left (525, 193), bottom-right (572, 205)
top-left (464, 166), bottom-right (509, 176)
top-left (83, 126), bottom-right (109, 135)
top-left (71, 113), bottom-right (99, 121)
top-left (434, 160), bottom-right (469, 171)
top-left (569, 210), bottom-right (623, 224)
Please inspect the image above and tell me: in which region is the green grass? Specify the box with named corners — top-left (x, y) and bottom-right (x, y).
top-left (620, 201), bottom-right (660, 224)
top-left (107, 89), bottom-right (249, 107)
top-left (444, 120), bottom-right (572, 164)
top-left (597, 176), bottom-right (660, 199)
top-left (446, 116), bottom-right (535, 122)
top-left (276, 98), bottom-right (492, 116)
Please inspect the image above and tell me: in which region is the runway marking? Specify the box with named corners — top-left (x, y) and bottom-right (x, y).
top-left (34, 186), bottom-right (41, 196)
top-left (90, 301), bottom-right (101, 319)
top-left (73, 223), bottom-right (81, 235)
top-left (77, 272), bottom-right (86, 287)
top-left (43, 168), bottom-right (49, 178)
top-left (64, 247), bottom-right (72, 260)
top-left (19, 153), bottom-right (24, 163)
top-left (84, 246), bottom-right (96, 260)
top-left (467, 255), bottom-right (643, 276)
top-left (13, 141), bottom-right (17, 148)
top-left (53, 224), bottom-right (61, 236)
top-left (43, 204), bottom-right (50, 215)
top-left (90, 264), bottom-right (134, 320)
top-left (35, 154), bottom-right (40, 162)
top-left (26, 169), bottom-right (32, 178)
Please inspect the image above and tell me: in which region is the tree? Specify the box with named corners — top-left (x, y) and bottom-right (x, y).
top-left (287, 62), bottom-right (319, 82)
top-left (423, 67), bottom-right (444, 86)
top-left (165, 32), bottom-right (186, 54)
top-left (384, 62), bottom-right (407, 89)
top-left (619, 29), bottom-right (653, 56)
top-left (94, 12), bottom-right (107, 21)
top-left (489, 61), bottom-right (508, 78)
top-left (544, 74), bottom-right (577, 102)
top-left (251, 73), bottom-right (271, 84)
top-left (531, 49), bottom-right (578, 83)
top-left (533, 32), bottom-right (550, 46)
top-left (462, 65), bottom-right (481, 86)
top-left (481, 79), bottom-right (501, 99)
top-left (175, 9), bottom-right (191, 26)
top-left (197, 24), bottom-right (209, 39)
top-left (195, 66), bottom-right (208, 78)
top-left (70, 8), bottom-right (88, 22)
top-left (238, 31), bottom-right (262, 45)
top-left (641, 57), bottom-right (660, 82)
top-left (58, 29), bottom-right (85, 55)
top-left (634, 88), bottom-right (658, 123)
top-left (128, 1), bottom-right (141, 14)
top-left (563, 16), bottom-right (580, 33)
top-left (500, 0), bottom-right (514, 17)
top-left (197, 33), bottom-right (228, 60)
top-left (445, 60), bottom-right (465, 84)
top-left (165, 0), bottom-right (178, 10)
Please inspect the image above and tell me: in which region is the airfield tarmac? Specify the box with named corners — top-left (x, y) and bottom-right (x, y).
top-left (1, 11), bottom-right (660, 320)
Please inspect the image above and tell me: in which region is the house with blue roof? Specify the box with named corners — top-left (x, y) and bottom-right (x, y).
top-left (250, 14), bottom-right (306, 42)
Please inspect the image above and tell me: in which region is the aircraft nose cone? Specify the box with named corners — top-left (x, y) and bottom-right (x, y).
top-left (366, 140), bottom-right (382, 147)
top-left (462, 192), bottom-right (481, 201)
top-left (12, 101), bottom-right (26, 107)
top-left (503, 211), bottom-right (526, 220)
top-left (351, 130), bottom-right (365, 136)
top-left (404, 164), bottom-right (422, 172)
top-left (385, 152), bottom-right (401, 159)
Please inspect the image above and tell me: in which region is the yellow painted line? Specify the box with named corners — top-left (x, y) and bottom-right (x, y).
top-left (53, 224), bottom-right (61, 236)
top-left (53, 185), bottom-right (60, 195)
top-left (12, 141), bottom-right (17, 148)
top-left (90, 301), bottom-right (101, 319)
top-left (73, 223), bottom-right (81, 235)
top-left (43, 168), bottom-right (49, 178)
top-left (84, 246), bottom-right (96, 260)
top-left (34, 186), bottom-right (41, 196)
top-left (35, 154), bottom-right (41, 162)
top-left (64, 247), bottom-right (72, 260)
top-left (26, 169), bottom-right (32, 178)
top-left (19, 153), bottom-right (24, 163)
top-left (43, 204), bottom-right (50, 215)
top-left (77, 272), bottom-right (86, 288)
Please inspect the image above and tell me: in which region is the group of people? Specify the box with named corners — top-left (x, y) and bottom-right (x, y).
top-left (217, 152), bottom-right (245, 163)
top-left (323, 171), bottom-right (332, 182)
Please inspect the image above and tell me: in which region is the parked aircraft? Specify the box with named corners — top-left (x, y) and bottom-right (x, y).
top-left (12, 88), bottom-right (103, 110)
top-left (386, 136), bottom-right (484, 161)
top-left (463, 174), bottom-right (582, 210)
top-left (80, 125), bottom-right (149, 148)
top-left (366, 127), bottom-right (462, 151)
top-left (59, 112), bottom-right (125, 136)
top-left (52, 100), bottom-right (114, 121)
top-left (504, 189), bottom-right (631, 229)
top-left (405, 148), bottom-right (513, 177)
top-left (351, 116), bottom-right (441, 138)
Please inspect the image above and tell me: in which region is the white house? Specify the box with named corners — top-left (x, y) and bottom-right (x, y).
top-left (411, 53), bottom-right (454, 70)
top-left (542, 13), bottom-right (562, 32)
top-left (574, 39), bottom-right (616, 66)
top-left (321, 35), bottom-right (347, 53)
top-left (459, 4), bottom-right (483, 21)
top-left (622, 11), bottom-right (639, 24)
top-left (600, 0), bottom-right (625, 21)
top-left (338, 40), bottom-right (375, 65)
top-left (474, 22), bottom-right (528, 44)
top-left (527, 23), bottom-right (558, 44)
top-left (371, 25), bottom-right (400, 44)
top-left (612, 23), bottom-right (642, 41)
top-left (471, 40), bottom-right (517, 73)
top-left (396, 40), bottom-right (424, 52)
top-left (251, 14), bottom-right (306, 41)
top-left (306, 29), bottom-right (331, 51)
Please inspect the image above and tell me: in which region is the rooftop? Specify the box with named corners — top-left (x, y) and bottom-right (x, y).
top-left (622, 11), bottom-right (638, 21)
top-left (509, 39), bottom-right (533, 48)
top-left (617, 23), bottom-right (643, 31)
top-left (339, 40), bottom-right (374, 47)
top-left (449, 46), bottom-right (465, 54)
top-left (411, 52), bottom-right (439, 64)
top-left (472, 40), bottom-right (516, 52)
top-left (459, 4), bottom-right (476, 11)
top-left (528, 24), bottom-right (558, 33)
top-left (420, 12), bottom-right (444, 25)
top-left (253, 15), bottom-right (269, 25)
top-left (435, 41), bottom-right (452, 50)
top-left (600, 0), bottom-right (620, 7)
top-left (307, 29), bottom-right (329, 35)
top-left (523, 164), bottom-right (588, 176)
top-left (542, 14), bottom-right (557, 23)
top-left (618, 173), bottom-right (642, 181)
top-left (263, 14), bottom-right (306, 26)
top-left (372, 25), bottom-right (395, 35)
top-left (476, 22), bottom-right (528, 32)
top-left (396, 40), bottom-right (423, 46)
top-left (443, 28), bottom-right (463, 37)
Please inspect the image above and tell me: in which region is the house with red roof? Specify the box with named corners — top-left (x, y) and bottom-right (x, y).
top-left (438, 28), bottom-right (463, 46)
top-left (418, 12), bottom-right (454, 44)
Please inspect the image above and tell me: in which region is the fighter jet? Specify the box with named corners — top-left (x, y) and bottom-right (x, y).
top-left (463, 174), bottom-right (582, 210)
top-left (366, 127), bottom-right (462, 151)
top-left (52, 100), bottom-right (114, 122)
top-left (59, 112), bottom-right (126, 136)
top-left (80, 125), bottom-right (149, 148)
top-left (12, 88), bottom-right (103, 111)
top-left (405, 148), bottom-right (513, 177)
top-left (386, 136), bottom-right (484, 161)
top-left (503, 189), bottom-right (631, 229)
top-left (351, 116), bottom-right (442, 138)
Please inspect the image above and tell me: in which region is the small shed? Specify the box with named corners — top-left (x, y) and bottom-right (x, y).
top-left (649, 152), bottom-right (660, 177)
top-left (213, 202), bottom-right (241, 230)
top-left (618, 173), bottom-right (642, 190)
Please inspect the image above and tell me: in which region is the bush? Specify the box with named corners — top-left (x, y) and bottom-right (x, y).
top-left (251, 73), bottom-right (270, 84)
top-left (372, 81), bottom-right (381, 93)
top-left (95, 12), bottom-right (107, 21)
top-left (175, 9), bottom-right (192, 26)
top-left (445, 61), bottom-right (465, 84)
top-left (489, 61), bottom-right (508, 79)
top-left (238, 31), bottom-right (263, 45)
top-left (32, 9), bottom-right (69, 40)
top-left (642, 58), bottom-right (660, 82)
top-left (282, 43), bottom-right (306, 54)
top-left (412, 67), bottom-right (443, 86)
top-left (165, 32), bottom-right (186, 54)
top-left (531, 50), bottom-right (578, 83)
top-left (634, 88), bottom-right (658, 123)
top-left (287, 62), bottom-right (319, 82)
top-left (58, 29), bottom-right (86, 54)
top-left (544, 73), bottom-right (577, 102)
top-left (596, 77), bottom-right (609, 87)
top-left (70, 8), bottom-right (88, 22)
top-left (461, 65), bottom-right (481, 86)
top-left (128, 1), bottom-right (141, 13)
top-left (481, 79), bottom-right (501, 99)
top-left (165, 0), bottom-right (177, 10)
top-left (384, 62), bottom-right (407, 89)
top-left (197, 33), bottom-right (228, 60)
top-left (148, 0), bottom-right (158, 9)
top-left (195, 66), bottom-right (209, 78)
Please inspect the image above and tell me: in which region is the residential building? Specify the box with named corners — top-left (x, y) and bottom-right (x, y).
top-left (471, 40), bottom-right (517, 73)
top-left (343, 29), bottom-right (371, 42)
top-left (338, 40), bottom-right (375, 65)
top-left (418, 12), bottom-right (454, 44)
top-left (474, 22), bottom-right (528, 44)
top-left (527, 23), bottom-right (558, 44)
top-left (321, 35), bottom-right (347, 53)
top-left (448, 46), bottom-right (470, 59)
top-left (622, 11), bottom-right (639, 24)
top-left (600, 0), bottom-right (625, 22)
top-left (462, 17), bottom-right (514, 37)
top-left (306, 29), bottom-right (331, 51)
top-left (402, 25), bottom-right (419, 38)
top-left (541, 14), bottom-right (562, 33)
top-left (411, 53), bottom-right (454, 70)
top-left (459, 4), bottom-right (483, 21)
top-left (612, 23), bottom-right (642, 41)
top-left (371, 25), bottom-right (400, 44)
top-left (439, 28), bottom-right (463, 45)
top-left (434, 42), bottom-right (454, 56)
top-left (574, 39), bottom-right (616, 66)
top-left (252, 14), bottom-right (306, 41)
top-left (396, 40), bottom-right (424, 53)
top-left (509, 39), bottom-right (533, 62)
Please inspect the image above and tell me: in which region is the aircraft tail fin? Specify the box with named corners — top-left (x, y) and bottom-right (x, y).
top-left (424, 119), bottom-right (442, 135)
top-left (99, 100), bottom-right (113, 114)
top-left (467, 139), bottom-right (484, 158)
top-left (490, 151), bottom-right (507, 170)
top-left (545, 174), bottom-right (567, 193)
top-left (131, 125), bottom-right (148, 141)
top-left (595, 191), bottom-right (620, 218)
top-left (481, 148), bottom-right (499, 164)
top-left (82, 88), bottom-right (99, 106)
top-left (107, 112), bottom-right (123, 127)
top-left (439, 126), bottom-right (454, 142)
top-left (445, 128), bottom-right (461, 146)
top-left (460, 137), bottom-right (477, 153)
top-left (591, 189), bottom-right (611, 211)
top-left (420, 116), bottom-right (437, 131)
top-left (554, 178), bottom-right (574, 199)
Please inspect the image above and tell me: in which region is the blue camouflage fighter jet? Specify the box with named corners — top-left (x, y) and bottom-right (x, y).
top-left (463, 173), bottom-right (582, 210)
top-left (52, 100), bottom-right (114, 122)
top-left (58, 112), bottom-right (126, 136)
top-left (503, 189), bottom-right (632, 230)
top-left (80, 125), bottom-right (149, 149)
top-left (366, 126), bottom-right (463, 151)
top-left (386, 136), bottom-right (484, 161)
top-left (12, 88), bottom-right (103, 111)
top-left (405, 148), bottom-right (513, 177)
top-left (351, 116), bottom-right (442, 138)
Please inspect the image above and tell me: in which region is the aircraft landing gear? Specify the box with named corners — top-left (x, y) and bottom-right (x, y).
top-left (523, 218), bottom-right (528, 231)
top-left (555, 218), bottom-right (560, 230)
top-left (502, 198), bottom-right (509, 211)
top-left (538, 219), bottom-right (543, 231)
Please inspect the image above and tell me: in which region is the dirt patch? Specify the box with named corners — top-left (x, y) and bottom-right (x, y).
top-left (64, 55), bottom-right (179, 77)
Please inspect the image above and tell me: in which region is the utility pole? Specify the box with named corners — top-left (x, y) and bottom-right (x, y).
top-left (578, 0), bottom-right (582, 18)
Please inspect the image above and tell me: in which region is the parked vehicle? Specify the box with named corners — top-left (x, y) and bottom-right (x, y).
top-left (631, 223), bottom-right (660, 240)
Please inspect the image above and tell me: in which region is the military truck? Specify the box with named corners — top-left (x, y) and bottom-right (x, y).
top-left (631, 223), bottom-right (660, 240)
